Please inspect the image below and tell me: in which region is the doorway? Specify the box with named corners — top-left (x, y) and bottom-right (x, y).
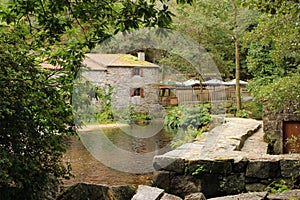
top-left (283, 121), bottom-right (300, 153)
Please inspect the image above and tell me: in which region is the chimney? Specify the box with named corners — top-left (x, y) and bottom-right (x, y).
top-left (137, 52), bottom-right (145, 61)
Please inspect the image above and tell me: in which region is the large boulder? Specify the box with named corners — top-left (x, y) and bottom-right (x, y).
top-left (57, 183), bottom-right (135, 200)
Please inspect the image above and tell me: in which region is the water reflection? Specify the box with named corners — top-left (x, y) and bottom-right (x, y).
top-left (63, 125), bottom-right (173, 187)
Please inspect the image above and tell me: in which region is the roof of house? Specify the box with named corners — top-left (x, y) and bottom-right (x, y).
top-left (83, 53), bottom-right (159, 70)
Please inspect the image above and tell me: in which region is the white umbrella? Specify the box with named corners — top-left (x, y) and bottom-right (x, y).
top-left (225, 79), bottom-right (248, 86)
top-left (202, 79), bottom-right (226, 86)
top-left (182, 79), bottom-right (200, 86)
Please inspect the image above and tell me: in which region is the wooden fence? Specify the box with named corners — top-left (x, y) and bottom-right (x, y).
top-left (175, 86), bottom-right (251, 105)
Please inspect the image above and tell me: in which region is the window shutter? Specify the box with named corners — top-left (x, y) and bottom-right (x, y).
top-left (140, 88), bottom-right (144, 98)
top-left (130, 88), bottom-right (134, 97)
top-left (132, 68), bottom-right (135, 77)
top-left (140, 68), bottom-right (143, 77)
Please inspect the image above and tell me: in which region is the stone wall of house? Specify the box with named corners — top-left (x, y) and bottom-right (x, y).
top-left (153, 157), bottom-right (300, 199)
top-left (83, 67), bottom-right (161, 113)
top-left (263, 103), bottom-right (300, 154)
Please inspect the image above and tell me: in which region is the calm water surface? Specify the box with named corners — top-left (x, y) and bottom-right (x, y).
top-left (62, 125), bottom-right (173, 187)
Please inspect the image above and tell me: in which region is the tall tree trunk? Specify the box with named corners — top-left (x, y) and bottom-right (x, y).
top-left (232, 0), bottom-right (241, 111)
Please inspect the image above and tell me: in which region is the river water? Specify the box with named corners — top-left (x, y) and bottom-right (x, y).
top-left (62, 124), bottom-right (173, 187)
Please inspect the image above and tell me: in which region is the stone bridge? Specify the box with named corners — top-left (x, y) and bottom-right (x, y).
top-left (152, 118), bottom-right (300, 199)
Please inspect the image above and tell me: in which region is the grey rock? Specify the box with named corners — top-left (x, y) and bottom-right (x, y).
top-left (207, 191), bottom-right (267, 200)
top-left (153, 118), bottom-right (300, 198)
top-left (246, 160), bottom-right (279, 179)
top-left (280, 159), bottom-right (300, 178)
top-left (131, 185), bottom-right (164, 200)
top-left (219, 173), bottom-right (245, 194)
top-left (161, 193), bottom-right (183, 200)
top-left (57, 183), bottom-right (109, 200)
top-left (245, 183), bottom-right (267, 192)
top-left (57, 183), bottom-right (135, 200)
top-left (267, 190), bottom-right (300, 200)
top-left (110, 185), bottom-right (136, 200)
top-left (153, 170), bottom-right (175, 192)
top-left (169, 175), bottom-right (201, 198)
top-left (153, 155), bottom-right (185, 174)
top-left (233, 157), bottom-right (249, 173)
top-left (184, 192), bottom-right (207, 200)
top-left (187, 159), bottom-right (233, 176)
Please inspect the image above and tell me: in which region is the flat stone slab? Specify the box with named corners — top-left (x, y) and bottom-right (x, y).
top-left (154, 118), bottom-right (264, 163)
top-left (267, 190), bottom-right (300, 199)
top-left (155, 118), bottom-right (300, 164)
top-left (131, 185), bottom-right (164, 200)
top-left (207, 191), bottom-right (267, 200)
top-left (207, 190), bottom-right (300, 200)
top-left (161, 193), bottom-right (182, 200)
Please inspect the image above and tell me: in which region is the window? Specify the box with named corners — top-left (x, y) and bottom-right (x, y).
top-left (132, 67), bottom-right (143, 76)
top-left (130, 88), bottom-right (144, 97)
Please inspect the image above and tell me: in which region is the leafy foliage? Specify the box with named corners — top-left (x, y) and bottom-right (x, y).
top-left (114, 105), bottom-right (152, 126)
top-left (243, 1), bottom-right (300, 79)
top-left (266, 180), bottom-right (290, 194)
top-left (242, 0), bottom-right (300, 113)
top-left (0, 0), bottom-right (177, 199)
top-left (164, 105), bottom-right (211, 148)
top-left (168, 0), bottom-right (259, 80)
top-left (254, 75), bottom-right (300, 111)
top-left (96, 86), bottom-right (114, 123)
top-left (164, 105), bottom-right (211, 130)
top-left (0, 0), bottom-right (175, 48)
top-left (169, 127), bottom-right (204, 148)
top-left (0, 32), bottom-right (73, 199)
top-left (242, 101), bottom-right (262, 120)
top-left (235, 109), bottom-right (249, 118)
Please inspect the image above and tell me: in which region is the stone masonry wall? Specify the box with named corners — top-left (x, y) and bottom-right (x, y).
top-left (152, 118), bottom-right (300, 199)
top-left (263, 103), bottom-right (300, 154)
top-left (153, 156), bottom-right (300, 198)
top-left (83, 66), bottom-right (161, 113)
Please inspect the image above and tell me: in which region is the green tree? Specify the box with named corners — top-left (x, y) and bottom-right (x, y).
top-left (243, 0), bottom-right (300, 107)
top-left (243, 0), bottom-right (300, 75)
top-left (254, 75), bottom-right (300, 111)
top-left (0, 32), bottom-right (73, 199)
top-left (164, 0), bottom-right (258, 80)
top-left (0, 0), bottom-right (182, 199)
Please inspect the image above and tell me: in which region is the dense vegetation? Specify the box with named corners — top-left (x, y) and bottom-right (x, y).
top-left (164, 104), bottom-right (211, 147)
top-left (0, 0), bottom-right (178, 199)
top-left (169, 0), bottom-right (300, 112)
top-left (0, 32), bottom-right (73, 199)
top-left (0, 0), bottom-right (299, 198)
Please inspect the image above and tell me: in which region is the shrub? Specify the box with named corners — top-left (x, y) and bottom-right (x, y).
top-left (114, 105), bottom-right (152, 126)
top-left (164, 105), bottom-right (211, 130)
top-left (164, 104), bottom-right (211, 148)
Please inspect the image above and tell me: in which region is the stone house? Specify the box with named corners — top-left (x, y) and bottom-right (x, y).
top-left (263, 102), bottom-right (300, 154)
top-left (82, 52), bottom-right (161, 113)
